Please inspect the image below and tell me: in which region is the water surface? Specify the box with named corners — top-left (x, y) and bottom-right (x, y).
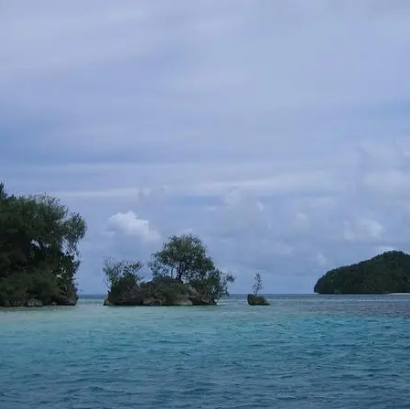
top-left (1, 295), bottom-right (410, 409)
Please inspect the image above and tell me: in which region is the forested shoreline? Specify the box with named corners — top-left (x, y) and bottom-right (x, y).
top-left (0, 183), bottom-right (87, 306)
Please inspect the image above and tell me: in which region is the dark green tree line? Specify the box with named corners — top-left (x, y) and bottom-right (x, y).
top-left (314, 251), bottom-right (410, 294)
top-left (0, 183), bottom-right (87, 306)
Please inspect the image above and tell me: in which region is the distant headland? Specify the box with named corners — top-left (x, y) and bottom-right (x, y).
top-left (314, 251), bottom-right (410, 294)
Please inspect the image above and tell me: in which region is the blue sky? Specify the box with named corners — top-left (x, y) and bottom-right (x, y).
top-left (1, 0), bottom-right (410, 294)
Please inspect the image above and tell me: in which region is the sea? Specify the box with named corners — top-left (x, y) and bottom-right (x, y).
top-left (1, 295), bottom-right (410, 409)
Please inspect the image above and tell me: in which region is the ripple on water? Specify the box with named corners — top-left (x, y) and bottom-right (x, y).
top-left (1, 295), bottom-right (410, 409)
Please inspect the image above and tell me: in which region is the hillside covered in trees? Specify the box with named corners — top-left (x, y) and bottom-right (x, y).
top-left (0, 183), bottom-right (87, 307)
top-left (314, 251), bottom-right (410, 294)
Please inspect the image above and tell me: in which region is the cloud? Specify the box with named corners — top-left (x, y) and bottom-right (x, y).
top-left (271, 243), bottom-right (294, 256)
top-left (107, 211), bottom-right (161, 242)
top-left (316, 253), bottom-right (328, 266)
top-left (54, 188), bottom-right (142, 199)
top-left (1, 1), bottom-right (410, 293)
top-left (343, 218), bottom-right (383, 242)
top-left (374, 245), bottom-right (397, 254)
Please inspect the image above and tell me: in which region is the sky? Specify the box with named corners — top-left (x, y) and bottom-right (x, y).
top-left (1, 0), bottom-right (410, 294)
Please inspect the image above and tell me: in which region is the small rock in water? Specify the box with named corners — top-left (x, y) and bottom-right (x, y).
top-left (247, 294), bottom-right (270, 306)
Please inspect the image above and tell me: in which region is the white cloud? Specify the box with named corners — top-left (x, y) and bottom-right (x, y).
top-left (294, 212), bottom-right (310, 230)
top-left (2, 1), bottom-right (410, 293)
top-left (374, 245), bottom-right (396, 254)
top-left (52, 188), bottom-right (141, 199)
top-left (272, 242), bottom-right (294, 256)
top-left (107, 211), bottom-right (161, 242)
top-left (343, 222), bottom-right (355, 241)
top-left (256, 201), bottom-right (265, 212)
top-left (316, 253), bottom-right (328, 266)
top-left (359, 218), bottom-right (383, 238)
top-left (343, 218), bottom-right (383, 242)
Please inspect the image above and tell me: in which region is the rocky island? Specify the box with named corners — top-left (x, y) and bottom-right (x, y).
top-left (103, 234), bottom-right (235, 306)
top-left (314, 250), bottom-right (410, 294)
top-left (0, 183), bottom-right (87, 307)
top-left (247, 272), bottom-right (270, 305)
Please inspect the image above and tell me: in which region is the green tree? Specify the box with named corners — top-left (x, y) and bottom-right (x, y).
top-left (0, 183), bottom-right (87, 306)
top-left (103, 258), bottom-right (144, 305)
top-left (103, 258), bottom-right (143, 288)
top-left (189, 268), bottom-right (235, 301)
top-left (148, 234), bottom-right (235, 301)
top-left (149, 234), bottom-right (214, 282)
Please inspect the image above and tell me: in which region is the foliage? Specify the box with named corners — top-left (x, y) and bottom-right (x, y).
top-left (103, 258), bottom-right (143, 288)
top-left (148, 234), bottom-right (214, 282)
top-left (253, 272), bottom-right (263, 295)
top-left (149, 234), bottom-right (235, 300)
top-left (314, 251), bottom-right (410, 294)
top-left (141, 276), bottom-right (189, 305)
top-left (190, 269), bottom-right (235, 302)
top-left (105, 234), bottom-right (235, 305)
top-left (103, 258), bottom-right (144, 304)
top-left (0, 183), bottom-right (87, 306)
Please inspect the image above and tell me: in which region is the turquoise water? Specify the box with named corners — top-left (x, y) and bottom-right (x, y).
top-left (1, 295), bottom-right (410, 409)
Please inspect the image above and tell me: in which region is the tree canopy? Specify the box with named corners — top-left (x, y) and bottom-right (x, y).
top-left (314, 251), bottom-right (410, 294)
top-left (103, 258), bottom-right (144, 305)
top-left (149, 234), bottom-right (234, 299)
top-left (149, 234), bottom-right (214, 281)
top-left (0, 183), bottom-right (87, 306)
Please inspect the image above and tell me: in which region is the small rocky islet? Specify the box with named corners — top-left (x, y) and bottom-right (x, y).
top-left (247, 294), bottom-right (270, 306)
top-left (247, 272), bottom-right (270, 305)
top-left (103, 277), bottom-right (217, 306)
top-left (102, 233), bottom-right (235, 306)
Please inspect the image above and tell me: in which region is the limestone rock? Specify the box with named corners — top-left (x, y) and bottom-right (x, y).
top-left (25, 299), bottom-right (43, 307)
top-left (104, 277), bottom-right (217, 306)
top-left (247, 294), bottom-right (270, 306)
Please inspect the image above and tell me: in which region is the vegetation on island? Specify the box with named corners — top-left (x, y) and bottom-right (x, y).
top-left (104, 234), bottom-right (235, 306)
top-left (0, 183), bottom-right (233, 308)
top-left (0, 183), bottom-right (87, 307)
top-left (253, 272), bottom-right (263, 295)
top-left (314, 251), bottom-right (410, 294)
top-left (11, 183), bottom-right (410, 307)
top-left (247, 272), bottom-right (270, 305)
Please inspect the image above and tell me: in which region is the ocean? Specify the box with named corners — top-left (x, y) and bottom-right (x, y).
top-left (1, 295), bottom-right (410, 409)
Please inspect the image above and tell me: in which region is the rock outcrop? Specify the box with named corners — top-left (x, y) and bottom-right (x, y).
top-left (104, 277), bottom-right (216, 306)
top-left (25, 299), bottom-right (44, 307)
top-left (6, 294), bottom-right (77, 308)
top-left (247, 294), bottom-right (270, 306)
